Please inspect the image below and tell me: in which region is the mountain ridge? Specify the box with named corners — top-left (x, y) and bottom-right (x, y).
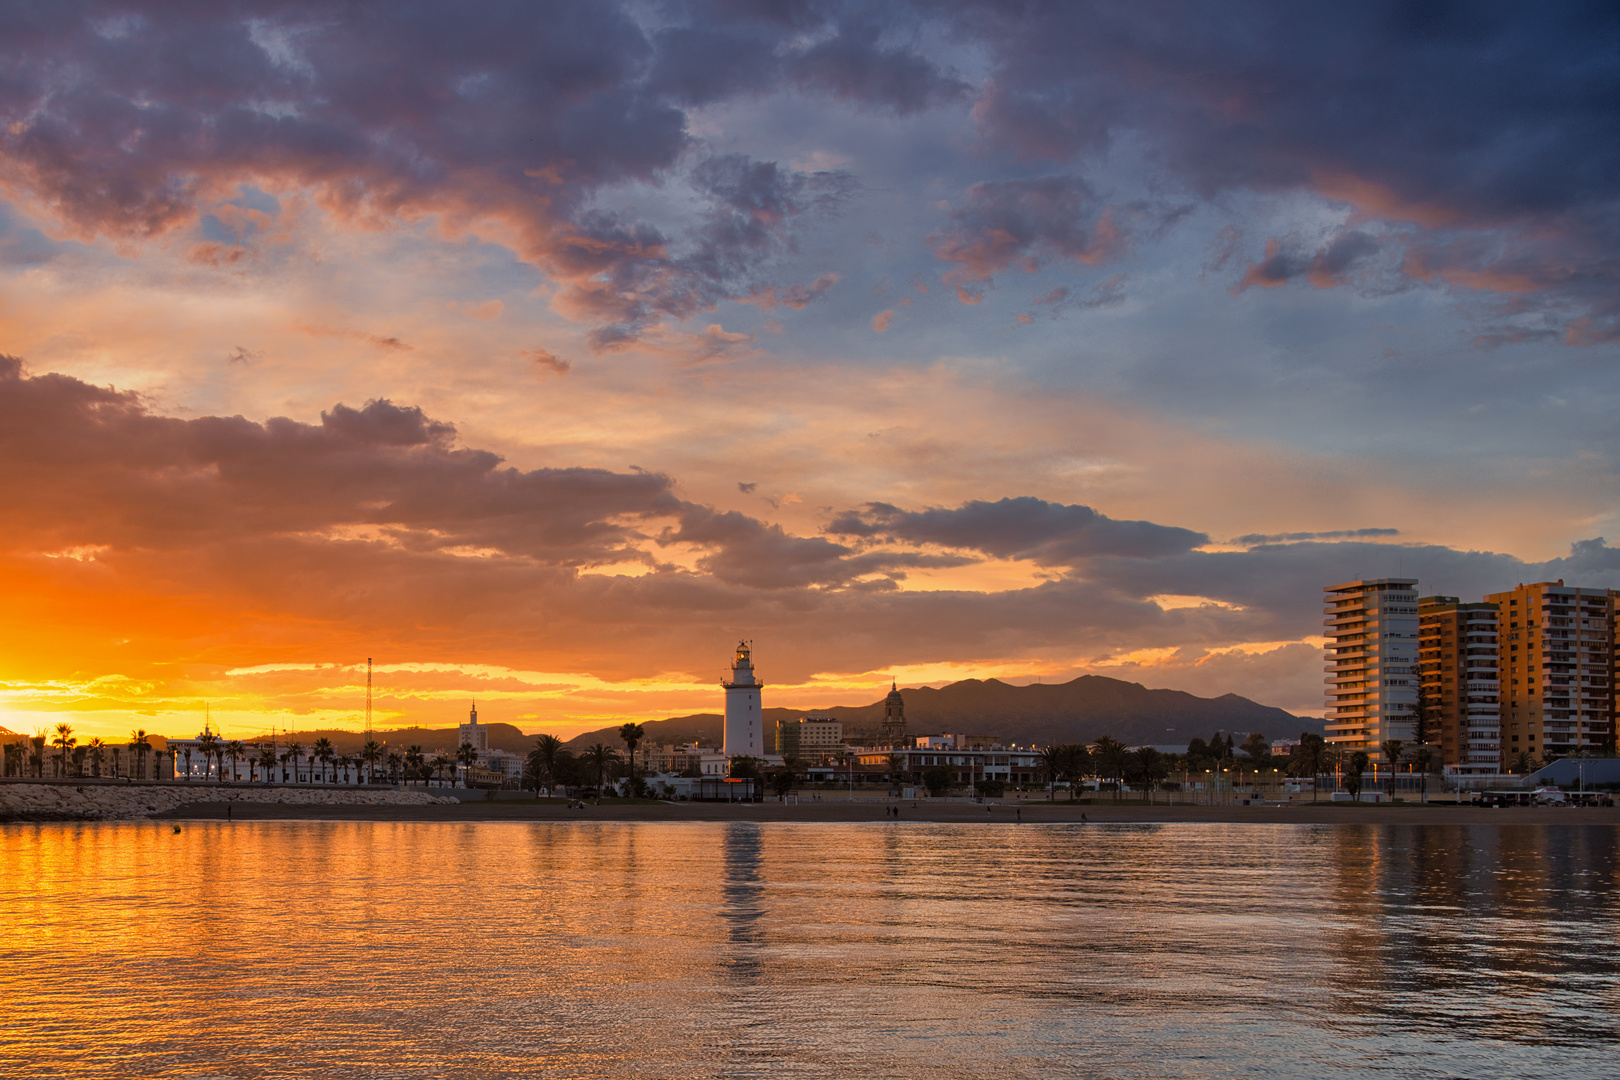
top-left (562, 673), bottom-right (1314, 752)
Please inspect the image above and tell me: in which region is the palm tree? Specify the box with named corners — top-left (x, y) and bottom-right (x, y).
top-left (1037, 745), bottom-right (1064, 800)
top-left (1059, 743), bottom-right (1092, 801)
top-left (225, 740), bottom-right (245, 782)
top-left (422, 753), bottom-right (443, 785)
top-left (1411, 745), bottom-right (1435, 803)
top-left (4, 742), bottom-right (22, 778)
top-left (529, 734), bottom-right (566, 795)
top-left (313, 737), bottom-right (334, 782)
top-left (1292, 733), bottom-right (1327, 801)
top-left (386, 751), bottom-right (403, 784)
top-left (71, 745), bottom-right (89, 777)
top-left (404, 745), bottom-right (425, 785)
top-left (1131, 746), bottom-right (1167, 799)
top-left (1381, 739), bottom-right (1404, 796)
top-left (196, 732), bottom-right (220, 781)
top-left (87, 738), bottom-right (106, 778)
top-left (1093, 736), bottom-right (1129, 801)
top-left (1347, 750), bottom-right (1370, 801)
top-left (618, 722), bottom-right (646, 795)
top-left (1511, 750), bottom-right (1540, 776)
top-left (29, 735), bottom-right (46, 777)
top-left (455, 742), bottom-right (480, 785)
top-left (579, 743), bottom-right (621, 804)
top-left (884, 753), bottom-right (907, 789)
top-left (256, 744), bottom-right (276, 783)
top-left (130, 729), bottom-right (151, 780)
top-left (285, 741), bottom-right (305, 783)
top-left (362, 739), bottom-right (383, 784)
top-left (52, 723), bottom-right (76, 778)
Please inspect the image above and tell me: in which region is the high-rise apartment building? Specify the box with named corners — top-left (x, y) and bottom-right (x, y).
top-left (1484, 581), bottom-right (1614, 764)
top-left (1323, 578), bottom-right (1420, 763)
top-left (1417, 597), bottom-right (1500, 774)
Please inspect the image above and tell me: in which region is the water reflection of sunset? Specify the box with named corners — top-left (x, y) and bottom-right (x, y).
top-left (5, 822), bottom-right (1618, 1077)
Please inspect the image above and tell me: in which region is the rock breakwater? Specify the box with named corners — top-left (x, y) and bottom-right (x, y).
top-left (0, 783), bottom-right (460, 821)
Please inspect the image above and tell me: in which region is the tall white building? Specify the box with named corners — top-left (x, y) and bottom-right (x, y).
top-left (722, 641), bottom-right (764, 759)
top-left (1324, 578), bottom-right (1420, 764)
top-left (459, 702), bottom-right (488, 752)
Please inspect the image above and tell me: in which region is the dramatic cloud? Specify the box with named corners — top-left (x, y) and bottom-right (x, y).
top-left (0, 3), bottom-right (878, 347)
top-left (1231, 528), bottom-right (1399, 545)
top-left (957, 0), bottom-right (1620, 336)
top-left (1, 3), bottom-right (1616, 737)
top-left (929, 176), bottom-right (1131, 296)
top-left (1236, 232), bottom-right (1383, 292)
top-left (0, 356), bottom-right (679, 566)
top-left (827, 497), bottom-right (1209, 566)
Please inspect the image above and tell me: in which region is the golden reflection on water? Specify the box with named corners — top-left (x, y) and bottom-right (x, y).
top-left (2, 822), bottom-right (1618, 1079)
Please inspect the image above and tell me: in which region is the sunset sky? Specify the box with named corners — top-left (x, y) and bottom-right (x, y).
top-left (2, 2), bottom-right (1618, 742)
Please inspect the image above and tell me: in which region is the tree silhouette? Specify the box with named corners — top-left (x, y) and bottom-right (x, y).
top-left (1412, 672), bottom-right (1434, 749)
top-left (52, 723), bottom-right (76, 779)
top-left (130, 729), bottom-right (151, 781)
top-left (1381, 739), bottom-right (1404, 796)
top-left (1411, 745), bottom-right (1435, 802)
top-left (1131, 746), bottom-right (1169, 797)
top-left (1037, 745), bottom-right (1063, 800)
top-left (1093, 736), bottom-right (1129, 801)
top-left (312, 737), bottom-right (334, 783)
top-left (529, 734), bottom-right (566, 794)
top-left (455, 742), bottom-right (480, 785)
top-left (285, 741), bottom-right (305, 783)
top-left (404, 745), bottom-right (425, 784)
top-left (196, 731), bottom-right (220, 781)
top-left (579, 743), bottom-right (621, 803)
top-left (224, 740), bottom-right (245, 782)
top-left (1292, 733), bottom-right (1327, 802)
top-left (1346, 750), bottom-right (1370, 801)
top-left (618, 723), bottom-right (646, 795)
top-left (1059, 743), bottom-right (1092, 801)
top-left (362, 739), bottom-right (383, 784)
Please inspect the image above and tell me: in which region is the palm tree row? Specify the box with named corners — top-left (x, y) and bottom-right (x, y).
top-left (2, 721), bottom-right (457, 786)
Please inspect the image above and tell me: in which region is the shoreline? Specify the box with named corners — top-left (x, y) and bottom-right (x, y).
top-left (143, 798), bottom-right (1620, 826)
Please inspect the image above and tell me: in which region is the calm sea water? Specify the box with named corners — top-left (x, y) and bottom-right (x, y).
top-left (3, 821), bottom-right (1619, 1079)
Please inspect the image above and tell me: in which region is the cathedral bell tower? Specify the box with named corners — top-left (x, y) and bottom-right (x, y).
top-left (880, 681), bottom-right (907, 747)
top-left (722, 641), bottom-right (764, 758)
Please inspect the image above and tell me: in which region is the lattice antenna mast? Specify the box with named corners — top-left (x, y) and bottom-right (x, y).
top-left (366, 657), bottom-right (373, 739)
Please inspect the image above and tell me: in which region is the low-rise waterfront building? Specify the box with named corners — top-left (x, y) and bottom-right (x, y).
top-left (774, 715), bottom-right (844, 758)
top-left (854, 742), bottom-right (1042, 785)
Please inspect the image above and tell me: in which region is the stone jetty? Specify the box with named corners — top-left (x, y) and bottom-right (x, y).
top-left (0, 782), bottom-right (459, 821)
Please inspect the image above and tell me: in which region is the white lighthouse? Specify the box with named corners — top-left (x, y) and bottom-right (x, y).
top-left (722, 640), bottom-right (764, 759)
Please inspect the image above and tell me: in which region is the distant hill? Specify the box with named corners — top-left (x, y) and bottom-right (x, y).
top-left (563, 675), bottom-right (1313, 751)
